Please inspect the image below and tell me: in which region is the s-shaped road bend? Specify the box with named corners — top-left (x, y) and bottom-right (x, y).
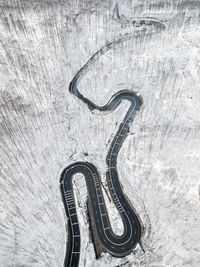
top-left (60, 13), bottom-right (166, 267)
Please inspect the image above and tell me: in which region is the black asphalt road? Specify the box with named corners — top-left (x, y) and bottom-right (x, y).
top-left (60, 90), bottom-right (143, 267)
top-left (60, 12), bottom-right (165, 267)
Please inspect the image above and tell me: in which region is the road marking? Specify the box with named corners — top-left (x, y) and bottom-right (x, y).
top-left (67, 199), bottom-right (75, 204)
top-left (69, 206), bottom-right (76, 210)
top-left (115, 142), bottom-right (121, 145)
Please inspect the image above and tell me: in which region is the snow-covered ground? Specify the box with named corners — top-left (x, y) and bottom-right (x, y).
top-left (0, 0), bottom-right (200, 266)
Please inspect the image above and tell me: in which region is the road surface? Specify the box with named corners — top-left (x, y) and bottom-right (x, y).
top-left (60, 9), bottom-right (165, 267)
top-left (60, 90), bottom-right (143, 267)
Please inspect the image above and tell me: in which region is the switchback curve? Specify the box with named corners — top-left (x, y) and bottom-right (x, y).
top-left (60, 9), bottom-right (166, 267)
top-left (60, 91), bottom-right (142, 267)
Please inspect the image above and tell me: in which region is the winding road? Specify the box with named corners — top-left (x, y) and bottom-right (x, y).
top-left (60, 5), bottom-right (165, 267)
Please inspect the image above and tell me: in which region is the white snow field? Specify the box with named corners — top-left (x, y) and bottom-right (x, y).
top-left (0, 0), bottom-right (200, 266)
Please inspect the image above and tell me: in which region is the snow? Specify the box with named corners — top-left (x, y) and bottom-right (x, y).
top-left (0, 0), bottom-right (200, 266)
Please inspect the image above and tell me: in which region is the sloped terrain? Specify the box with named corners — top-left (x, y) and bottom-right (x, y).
top-left (0, 1), bottom-right (200, 266)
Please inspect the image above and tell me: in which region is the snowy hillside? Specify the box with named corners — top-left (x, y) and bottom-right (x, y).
top-left (0, 0), bottom-right (200, 266)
